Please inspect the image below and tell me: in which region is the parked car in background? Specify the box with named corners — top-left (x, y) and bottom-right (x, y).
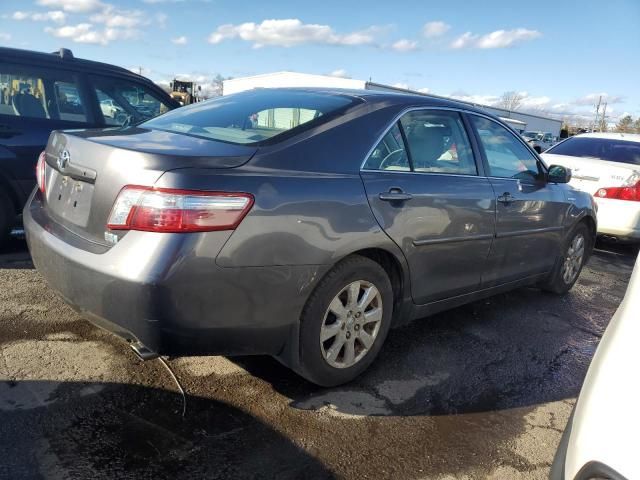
top-left (99, 98), bottom-right (121, 118)
top-left (522, 130), bottom-right (555, 152)
top-left (542, 132), bottom-right (640, 242)
top-left (551, 252), bottom-right (639, 480)
top-left (0, 46), bottom-right (178, 245)
top-left (25, 88), bottom-right (596, 386)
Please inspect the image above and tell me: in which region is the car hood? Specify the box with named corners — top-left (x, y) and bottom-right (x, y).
top-left (564, 253), bottom-right (640, 479)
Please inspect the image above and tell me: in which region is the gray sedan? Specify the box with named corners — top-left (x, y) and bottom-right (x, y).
top-left (24, 88), bottom-right (597, 386)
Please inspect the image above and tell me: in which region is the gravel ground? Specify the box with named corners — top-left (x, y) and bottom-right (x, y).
top-left (0, 238), bottom-right (637, 480)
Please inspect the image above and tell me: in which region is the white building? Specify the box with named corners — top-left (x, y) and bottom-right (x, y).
top-left (223, 72), bottom-right (563, 137)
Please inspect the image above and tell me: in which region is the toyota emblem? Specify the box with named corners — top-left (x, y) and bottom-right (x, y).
top-left (57, 149), bottom-right (70, 170)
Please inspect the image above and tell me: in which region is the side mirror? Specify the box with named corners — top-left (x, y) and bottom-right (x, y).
top-left (548, 165), bottom-right (571, 184)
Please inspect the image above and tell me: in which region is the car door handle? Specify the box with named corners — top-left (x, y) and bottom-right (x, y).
top-left (379, 189), bottom-right (413, 202)
top-left (497, 192), bottom-right (516, 204)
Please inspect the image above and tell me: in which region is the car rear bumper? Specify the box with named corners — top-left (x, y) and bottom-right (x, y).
top-left (595, 198), bottom-right (640, 241)
top-left (24, 191), bottom-right (327, 360)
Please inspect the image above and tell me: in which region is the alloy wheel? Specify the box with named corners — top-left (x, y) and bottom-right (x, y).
top-left (561, 233), bottom-right (585, 284)
top-left (320, 280), bottom-right (383, 369)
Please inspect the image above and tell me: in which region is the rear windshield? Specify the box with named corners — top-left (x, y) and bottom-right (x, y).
top-left (140, 90), bottom-right (358, 145)
top-left (547, 137), bottom-right (640, 165)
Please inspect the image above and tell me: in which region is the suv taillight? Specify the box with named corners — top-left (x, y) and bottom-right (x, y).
top-left (595, 181), bottom-right (640, 202)
top-left (107, 186), bottom-right (254, 233)
top-left (36, 151), bottom-right (46, 194)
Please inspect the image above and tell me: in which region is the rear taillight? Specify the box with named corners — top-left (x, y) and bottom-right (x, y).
top-left (107, 186), bottom-right (254, 233)
top-left (595, 181), bottom-right (640, 202)
top-left (36, 151), bottom-right (46, 194)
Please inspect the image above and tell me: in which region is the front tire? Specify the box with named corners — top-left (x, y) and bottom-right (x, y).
top-left (541, 223), bottom-right (590, 294)
top-left (297, 255), bottom-right (393, 387)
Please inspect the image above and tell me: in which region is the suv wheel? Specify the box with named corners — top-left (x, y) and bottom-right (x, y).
top-left (297, 255), bottom-right (393, 386)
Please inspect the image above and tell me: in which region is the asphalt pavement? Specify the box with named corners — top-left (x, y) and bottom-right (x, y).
top-left (0, 237), bottom-right (637, 479)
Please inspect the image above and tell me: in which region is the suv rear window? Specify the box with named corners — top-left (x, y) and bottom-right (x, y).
top-left (141, 90), bottom-right (359, 145)
top-left (547, 137), bottom-right (640, 165)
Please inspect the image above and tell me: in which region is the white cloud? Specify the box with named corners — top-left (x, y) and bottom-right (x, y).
top-left (44, 23), bottom-right (137, 45)
top-left (450, 92), bottom-right (501, 105)
top-left (572, 92), bottom-right (625, 106)
top-left (392, 82), bottom-right (410, 90)
top-left (172, 35), bottom-right (188, 45)
top-left (89, 6), bottom-right (145, 28)
top-left (0, 32), bottom-right (11, 41)
top-left (451, 28), bottom-right (541, 49)
top-left (417, 87), bottom-right (430, 94)
top-left (36, 0), bottom-right (105, 13)
top-left (329, 69), bottom-right (349, 78)
top-left (11, 10), bottom-right (66, 23)
top-left (423, 21), bottom-right (450, 38)
top-left (391, 39), bottom-right (418, 52)
top-left (208, 19), bottom-right (379, 48)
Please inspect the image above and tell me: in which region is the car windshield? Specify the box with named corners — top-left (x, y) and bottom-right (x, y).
top-left (141, 89), bottom-right (358, 145)
top-left (547, 137), bottom-right (640, 165)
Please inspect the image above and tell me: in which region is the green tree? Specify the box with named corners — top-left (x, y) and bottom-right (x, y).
top-left (615, 115), bottom-right (634, 133)
top-left (634, 118), bottom-right (640, 134)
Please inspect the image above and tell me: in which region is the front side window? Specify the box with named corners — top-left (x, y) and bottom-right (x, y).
top-left (363, 123), bottom-right (410, 171)
top-left (142, 89), bottom-right (358, 145)
top-left (471, 116), bottom-right (541, 180)
top-left (91, 77), bottom-right (172, 126)
top-left (0, 65), bottom-right (87, 122)
top-left (400, 110), bottom-right (477, 175)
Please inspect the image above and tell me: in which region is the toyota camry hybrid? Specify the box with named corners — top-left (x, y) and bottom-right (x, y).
top-left (24, 88), bottom-right (596, 386)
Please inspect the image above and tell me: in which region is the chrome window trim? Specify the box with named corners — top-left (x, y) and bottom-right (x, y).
top-left (359, 106), bottom-right (521, 177)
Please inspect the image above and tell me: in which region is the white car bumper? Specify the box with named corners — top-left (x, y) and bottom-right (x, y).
top-left (595, 197), bottom-right (640, 240)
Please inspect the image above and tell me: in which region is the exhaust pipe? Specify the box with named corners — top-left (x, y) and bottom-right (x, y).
top-left (129, 341), bottom-right (159, 360)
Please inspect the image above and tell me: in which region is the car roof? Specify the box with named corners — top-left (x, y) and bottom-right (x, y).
top-left (238, 87), bottom-right (497, 117)
top-left (0, 46), bottom-right (155, 85)
top-left (574, 132), bottom-right (640, 143)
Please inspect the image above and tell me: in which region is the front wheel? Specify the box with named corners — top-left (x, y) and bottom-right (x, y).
top-left (297, 255), bottom-right (393, 386)
top-left (541, 223), bottom-right (590, 294)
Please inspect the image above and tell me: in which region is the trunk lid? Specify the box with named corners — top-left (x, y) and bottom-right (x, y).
top-left (542, 153), bottom-right (640, 194)
top-left (42, 127), bottom-right (257, 246)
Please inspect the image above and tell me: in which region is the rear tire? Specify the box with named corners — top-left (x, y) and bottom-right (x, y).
top-left (0, 189), bottom-right (15, 249)
top-left (541, 223), bottom-right (590, 294)
top-left (297, 255), bottom-right (393, 387)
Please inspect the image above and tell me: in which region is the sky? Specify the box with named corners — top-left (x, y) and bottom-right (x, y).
top-left (1, 0), bottom-right (638, 125)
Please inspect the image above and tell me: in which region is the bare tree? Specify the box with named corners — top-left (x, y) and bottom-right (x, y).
top-left (498, 91), bottom-right (524, 111)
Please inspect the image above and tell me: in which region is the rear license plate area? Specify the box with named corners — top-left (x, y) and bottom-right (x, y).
top-left (47, 171), bottom-right (94, 227)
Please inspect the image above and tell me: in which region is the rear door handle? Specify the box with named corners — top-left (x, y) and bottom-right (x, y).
top-left (497, 192), bottom-right (516, 204)
top-left (379, 189), bottom-right (413, 202)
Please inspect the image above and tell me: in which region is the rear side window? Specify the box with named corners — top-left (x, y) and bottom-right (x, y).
top-left (141, 89), bottom-right (358, 145)
top-left (363, 123), bottom-right (410, 171)
top-left (401, 110), bottom-right (477, 175)
top-left (547, 137), bottom-right (640, 166)
top-left (91, 76), bottom-right (172, 126)
top-left (470, 115), bottom-right (541, 180)
top-left (0, 64), bottom-right (87, 122)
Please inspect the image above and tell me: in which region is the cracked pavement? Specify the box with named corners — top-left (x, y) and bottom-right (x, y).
top-left (0, 238), bottom-right (636, 479)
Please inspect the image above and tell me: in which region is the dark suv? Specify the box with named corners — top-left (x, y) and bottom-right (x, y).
top-left (0, 47), bottom-right (178, 244)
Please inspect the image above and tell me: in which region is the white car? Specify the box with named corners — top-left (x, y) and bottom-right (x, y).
top-left (522, 131), bottom-right (555, 152)
top-left (100, 99), bottom-right (119, 118)
top-left (543, 133), bottom-right (640, 242)
top-left (551, 252), bottom-right (639, 480)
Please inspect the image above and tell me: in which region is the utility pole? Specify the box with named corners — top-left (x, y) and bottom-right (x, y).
top-left (600, 102), bottom-right (608, 132)
top-left (593, 95), bottom-right (602, 132)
